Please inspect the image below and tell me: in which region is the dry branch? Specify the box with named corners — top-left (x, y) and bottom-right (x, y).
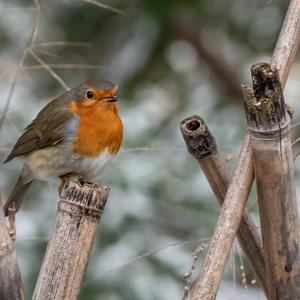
top-left (33, 176), bottom-right (110, 300)
top-left (0, 0), bottom-right (41, 132)
top-left (242, 63), bottom-right (300, 299)
top-left (187, 134), bottom-right (254, 300)
top-left (180, 116), bottom-right (267, 295)
top-left (184, 0), bottom-right (300, 298)
top-left (272, 0), bottom-right (300, 87)
top-left (0, 199), bottom-right (25, 300)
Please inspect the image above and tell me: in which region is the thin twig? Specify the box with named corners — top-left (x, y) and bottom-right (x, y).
top-left (121, 146), bottom-right (186, 153)
top-left (0, 5), bottom-right (36, 12)
top-left (28, 49), bottom-right (70, 91)
top-left (81, 0), bottom-right (125, 15)
top-left (182, 241), bottom-right (210, 300)
top-left (248, 201), bottom-right (258, 213)
top-left (291, 120), bottom-right (300, 128)
top-left (5, 116), bottom-right (22, 136)
top-left (0, 0), bottom-right (41, 132)
top-left (35, 41), bottom-right (92, 48)
top-left (34, 47), bottom-right (60, 58)
top-left (24, 63), bottom-right (106, 70)
top-left (85, 237), bottom-right (210, 287)
top-left (16, 236), bottom-right (49, 243)
top-left (292, 136), bottom-right (300, 146)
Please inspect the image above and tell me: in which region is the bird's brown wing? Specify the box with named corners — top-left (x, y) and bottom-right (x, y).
top-left (4, 97), bottom-right (76, 162)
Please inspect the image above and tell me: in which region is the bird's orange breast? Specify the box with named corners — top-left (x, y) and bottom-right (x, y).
top-left (68, 101), bottom-right (123, 157)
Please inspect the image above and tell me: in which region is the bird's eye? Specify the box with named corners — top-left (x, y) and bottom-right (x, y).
top-left (86, 90), bottom-right (94, 99)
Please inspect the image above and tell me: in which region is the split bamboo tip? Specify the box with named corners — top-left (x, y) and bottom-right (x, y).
top-left (59, 175), bottom-right (110, 219)
top-left (242, 62), bottom-right (290, 133)
top-left (180, 115), bottom-right (217, 160)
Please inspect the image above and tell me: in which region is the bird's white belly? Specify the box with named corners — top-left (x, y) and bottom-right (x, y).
top-left (72, 152), bottom-right (114, 180)
top-left (23, 142), bottom-right (114, 182)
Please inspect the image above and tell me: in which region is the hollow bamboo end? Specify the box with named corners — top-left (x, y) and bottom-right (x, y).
top-left (180, 115), bottom-right (206, 135)
top-left (180, 115), bottom-right (217, 160)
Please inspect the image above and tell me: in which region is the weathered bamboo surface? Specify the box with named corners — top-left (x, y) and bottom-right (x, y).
top-left (0, 200), bottom-right (25, 300)
top-left (243, 63), bottom-right (300, 299)
top-left (189, 134), bottom-right (254, 300)
top-left (33, 176), bottom-right (110, 300)
top-left (180, 115), bottom-right (267, 295)
top-left (272, 0), bottom-right (300, 87)
top-left (183, 0), bottom-right (300, 298)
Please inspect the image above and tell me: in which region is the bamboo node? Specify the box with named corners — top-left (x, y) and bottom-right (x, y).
top-left (59, 176), bottom-right (110, 219)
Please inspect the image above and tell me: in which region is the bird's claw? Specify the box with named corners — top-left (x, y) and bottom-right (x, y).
top-left (59, 173), bottom-right (85, 197)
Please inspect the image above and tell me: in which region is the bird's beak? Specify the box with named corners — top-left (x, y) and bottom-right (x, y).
top-left (104, 95), bottom-right (119, 103)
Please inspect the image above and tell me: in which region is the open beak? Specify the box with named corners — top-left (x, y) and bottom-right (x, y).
top-left (105, 95), bottom-right (119, 102)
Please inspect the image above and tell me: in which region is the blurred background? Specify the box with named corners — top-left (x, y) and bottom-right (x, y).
top-left (1, 0), bottom-right (300, 299)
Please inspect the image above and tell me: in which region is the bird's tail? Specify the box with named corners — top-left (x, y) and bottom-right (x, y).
top-left (4, 175), bottom-right (33, 216)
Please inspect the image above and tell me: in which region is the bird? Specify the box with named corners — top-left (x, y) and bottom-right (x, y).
top-left (3, 80), bottom-right (123, 216)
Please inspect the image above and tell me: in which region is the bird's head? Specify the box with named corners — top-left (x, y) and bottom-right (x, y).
top-left (66, 80), bottom-right (120, 112)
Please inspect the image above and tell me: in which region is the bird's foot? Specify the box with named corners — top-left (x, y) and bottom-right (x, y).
top-left (83, 181), bottom-right (99, 188)
top-left (7, 203), bottom-right (16, 241)
top-left (59, 172), bottom-right (84, 197)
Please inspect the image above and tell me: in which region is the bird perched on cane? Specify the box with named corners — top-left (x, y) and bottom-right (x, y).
top-left (4, 80), bottom-right (123, 216)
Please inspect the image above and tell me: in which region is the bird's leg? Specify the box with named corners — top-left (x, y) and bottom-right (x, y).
top-left (59, 172), bottom-right (84, 196)
top-left (8, 202), bottom-right (16, 241)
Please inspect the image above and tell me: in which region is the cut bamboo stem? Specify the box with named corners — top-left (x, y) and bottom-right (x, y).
top-left (185, 0), bottom-right (300, 298)
top-left (0, 199), bottom-right (25, 300)
top-left (180, 115), bottom-right (267, 296)
top-left (188, 134), bottom-right (254, 300)
top-left (242, 63), bottom-right (300, 299)
top-left (32, 176), bottom-right (110, 300)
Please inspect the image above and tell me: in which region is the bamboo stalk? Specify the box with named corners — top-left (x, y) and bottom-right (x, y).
top-left (186, 0), bottom-right (300, 298)
top-left (188, 134), bottom-right (254, 300)
top-left (272, 0), bottom-right (300, 87)
top-left (32, 176), bottom-right (110, 300)
top-left (180, 115), bottom-right (267, 296)
top-left (0, 199), bottom-right (25, 300)
top-left (242, 63), bottom-right (300, 299)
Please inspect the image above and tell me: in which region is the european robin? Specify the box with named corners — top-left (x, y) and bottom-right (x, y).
top-left (4, 80), bottom-right (123, 216)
